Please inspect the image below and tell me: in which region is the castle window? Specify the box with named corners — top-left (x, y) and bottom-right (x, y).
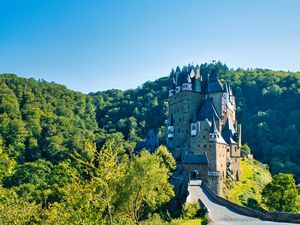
top-left (179, 118), bottom-right (181, 122)
top-left (198, 144), bottom-right (200, 147)
top-left (203, 135), bottom-right (205, 138)
top-left (178, 128), bottom-right (180, 133)
top-left (235, 159), bottom-right (237, 162)
top-left (227, 149), bottom-right (229, 152)
top-left (204, 145), bottom-right (207, 148)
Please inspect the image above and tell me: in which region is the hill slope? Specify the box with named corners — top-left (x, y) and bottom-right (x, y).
top-left (225, 158), bottom-right (272, 210)
top-left (90, 63), bottom-right (300, 181)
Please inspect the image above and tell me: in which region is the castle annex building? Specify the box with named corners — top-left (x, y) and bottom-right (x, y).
top-left (167, 67), bottom-right (241, 196)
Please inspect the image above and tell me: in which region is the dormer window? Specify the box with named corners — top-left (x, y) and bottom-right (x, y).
top-left (182, 83), bottom-right (192, 91)
top-left (167, 125), bottom-right (174, 139)
top-left (191, 123), bottom-right (197, 136)
top-left (175, 86), bottom-right (181, 93)
top-left (169, 89), bottom-right (175, 97)
top-left (209, 133), bottom-right (216, 142)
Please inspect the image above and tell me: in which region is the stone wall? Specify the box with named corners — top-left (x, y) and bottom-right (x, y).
top-left (168, 91), bottom-right (204, 160)
top-left (183, 163), bottom-right (208, 183)
top-left (207, 172), bottom-right (223, 196)
top-left (203, 183), bottom-right (300, 223)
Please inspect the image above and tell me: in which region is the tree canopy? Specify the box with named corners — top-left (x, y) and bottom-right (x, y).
top-left (262, 173), bottom-right (300, 212)
top-left (0, 62), bottom-right (299, 222)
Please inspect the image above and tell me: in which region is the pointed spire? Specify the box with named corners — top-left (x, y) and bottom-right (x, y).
top-left (190, 69), bottom-right (195, 78)
top-left (194, 68), bottom-right (202, 92)
top-left (224, 82), bottom-right (229, 93)
top-left (209, 114), bottom-right (218, 134)
top-left (197, 97), bottom-right (220, 121)
top-left (187, 74), bottom-right (192, 83)
top-left (209, 114), bottom-right (228, 145)
top-left (222, 117), bottom-right (237, 144)
top-left (195, 68), bottom-right (201, 79)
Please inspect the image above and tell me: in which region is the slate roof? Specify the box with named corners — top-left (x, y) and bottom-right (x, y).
top-left (209, 114), bottom-right (218, 134)
top-left (207, 69), bottom-right (224, 93)
top-left (191, 113), bottom-right (197, 123)
top-left (222, 117), bottom-right (237, 144)
top-left (209, 115), bottom-right (228, 145)
top-left (183, 154), bottom-right (209, 164)
top-left (197, 98), bottom-right (220, 121)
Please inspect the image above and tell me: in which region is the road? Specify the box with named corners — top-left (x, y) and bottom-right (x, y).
top-left (186, 180), bottom-right (295, 225)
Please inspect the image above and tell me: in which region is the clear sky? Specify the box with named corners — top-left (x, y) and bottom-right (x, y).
top-left (1, 0), bottom-right (300, 93)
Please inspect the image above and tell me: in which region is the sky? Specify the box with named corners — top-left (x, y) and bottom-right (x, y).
top-left (0, 0), bottom-right (300, 93)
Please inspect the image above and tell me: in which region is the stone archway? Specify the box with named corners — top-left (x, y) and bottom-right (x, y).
top-left (190, 169), bottom-right (199, 180)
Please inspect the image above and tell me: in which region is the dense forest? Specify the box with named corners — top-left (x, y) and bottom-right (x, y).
top-left (0, 62), bottom-right (299, 223)
top-left (91, 62), bottom-right (300, 182)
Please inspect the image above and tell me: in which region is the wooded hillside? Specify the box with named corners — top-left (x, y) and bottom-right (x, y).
top-left (91, 62), bottom-right (300, 182)
top-left (0, 62), bottom-right (299, 223)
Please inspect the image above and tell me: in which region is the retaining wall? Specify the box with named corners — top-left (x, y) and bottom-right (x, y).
top-left (203, 183), bottom-right (300, 223)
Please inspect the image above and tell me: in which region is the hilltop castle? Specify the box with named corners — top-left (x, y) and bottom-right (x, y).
top-left (167, 66), bottom-right (241, 196)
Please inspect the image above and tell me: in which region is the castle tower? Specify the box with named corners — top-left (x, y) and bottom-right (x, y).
top-left (167, 65), bottom-right (242, 196)
top-left (167, 69), bottom-right (204, 160)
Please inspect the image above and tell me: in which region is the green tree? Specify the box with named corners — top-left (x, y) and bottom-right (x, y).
top-left (262, 173), bottom-right (300, 212)
top-left (155, 145), bottom-right (176, 171)
top-left (118, 151), bottom-right (174, 224)
top-left (0, 186), bottom-right (41, 225)
top-left (241, 144), bottom-right (251, 154)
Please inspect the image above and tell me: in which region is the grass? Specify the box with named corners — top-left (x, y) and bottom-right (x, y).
top-left (170, 218), bottom-right (202, 225)
top-left (225, 158), bottom-right (272, 210)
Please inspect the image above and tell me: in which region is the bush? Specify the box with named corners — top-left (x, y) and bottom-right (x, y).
top-left (182, 202), bottom-right (200, 219)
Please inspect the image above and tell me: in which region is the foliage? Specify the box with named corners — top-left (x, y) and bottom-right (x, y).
top-left (182, 202), bottom-right (201, 219)
top-left (155, 145), bottom-right (176, 171)
top-left (241, 144), bottom-right (251, 154)
top-left (89, 64), bottom-right (300, 182)
top-left (0, 61), bottom-right (299, 221)
top-left (0, 186), bottom-right (41, 225)
top-left (262, 173), bottom-right (300, 213)
top-left (226, 158), bottom-right (272, 210)
top-left (117, 150), bottom-right (174, 224)
top-left (170, 218), bottom-right (202, 225)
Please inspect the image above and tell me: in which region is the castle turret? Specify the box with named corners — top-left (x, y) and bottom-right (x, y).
top-left (194, 68), bottom-right (202, 93)
top-left (166, 64), bottom-right (241, 198)
top-left (182, 73), bottom-right (193, 91)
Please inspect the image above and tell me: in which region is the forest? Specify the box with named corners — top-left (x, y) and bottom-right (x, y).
top-left (0, 62), bottom-right (299, 223)
top-left (91, 62), bottom-right (300, 182)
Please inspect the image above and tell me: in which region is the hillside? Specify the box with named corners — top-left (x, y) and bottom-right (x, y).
top-left (90, 63), bottom-right (300, 182)
top-left (225, 158), bottom-right (272, 210)
top-left (0, 63), bottom-right (299, 223)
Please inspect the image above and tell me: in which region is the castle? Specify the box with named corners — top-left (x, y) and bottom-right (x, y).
top-left (166, 66), bottom-right (241, 196)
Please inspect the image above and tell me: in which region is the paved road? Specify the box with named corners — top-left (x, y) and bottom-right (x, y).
top-left (187, 180), bottom-right (295, 225)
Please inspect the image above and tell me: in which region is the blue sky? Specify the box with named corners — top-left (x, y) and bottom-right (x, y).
top-left (0, 0), bottom-right (300, 93)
